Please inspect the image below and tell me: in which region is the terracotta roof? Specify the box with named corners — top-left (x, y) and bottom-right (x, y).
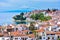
top-left (10, 31), bottom-right (20, 36)
top-left (10, 31), bottom-right (26, 36)
top-left (27, 34), bottom-right (35, 38)
top-left (0, 27), bottom-right (2, 29)
top-left (46, 31), bottom-right (55, 34)
top-left (55, 32), bottom-right (60, 34)
top-left (40, 24), bottom-right (48, 28)
top-left (55, 32), bottom-right (60, 36)
top-left (35, 28), bottom-right (44, 32)
top-left (22, 30), bottom-right (29, 33)
top-left (0, 33), bottom-right (3, 37)
top-left (56, 34), bottom-right (60, 36)
top-left (0, 26), bottom-right (2, 29)
top-left (3, 33), bottom-right (9, 37)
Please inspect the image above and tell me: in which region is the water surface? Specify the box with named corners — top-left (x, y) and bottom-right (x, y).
top-left (0, 12), bottom-right (21, 25)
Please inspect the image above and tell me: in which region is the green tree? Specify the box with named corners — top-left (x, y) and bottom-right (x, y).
top-left (13, 12), bottom-right (26, 24)
top-left (46, 16), bottom-right (52, 20)
top-left (38, 13), bottom-right (45, 21)
top-left (29, 22), bottom-right (37, 36)
top-left (58, 38), bottom-right (60, 40)
top-left (30, 14), bottom-right (38, 20)
top-left (30, 13), bottom-right (51, 21)
top-left (29, 22), bottom-right (35, 31)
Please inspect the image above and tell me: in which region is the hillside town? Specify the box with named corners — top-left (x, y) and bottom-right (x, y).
top-left (0, 9), bottom-right (60, 40)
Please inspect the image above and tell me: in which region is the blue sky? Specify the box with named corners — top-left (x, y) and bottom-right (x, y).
top-left (0, 0), bottom-right (60, 11)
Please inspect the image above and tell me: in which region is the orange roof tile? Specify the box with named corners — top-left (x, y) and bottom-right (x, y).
top-left (27, 34), bottom-right (35, 38)
top-left (10, 31), bottom-right (20, 36)
top-left (55, 32), bottom-right (60, 34)
top-left (56, 34), bottom-right (60, 36)
top-left (40, 25), bottom-right (48, 28)
top-left (35, 28), bottom-right (44, 32)
top-left (0, 26), bottom-right (2, 29)
top-left (3, 33), bottom-right (9, 37)
top-left (0, 33), bottom-right (3, 35)
top-left (10, 31), bottom-right (27, 36)
top-left (22, 30), bottom-right (29, 33)
top-left (46, 31), bottom-right (55, 34)
top-left (0, 33), bottom-right (3, 37)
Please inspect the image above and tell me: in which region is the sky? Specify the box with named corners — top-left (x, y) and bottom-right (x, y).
top-left (0, 0), bottom-right (60, 12)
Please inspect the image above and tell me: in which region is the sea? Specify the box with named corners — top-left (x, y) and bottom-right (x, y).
top-left (0, 10), bottom-right (32, 25)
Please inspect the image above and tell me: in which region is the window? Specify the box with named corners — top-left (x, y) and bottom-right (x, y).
top-left (21, 38), bottom-right (25, 40)
top-left (2, 38), bottom-right (5, 40)
top-left (39, 36), bottom-right (42, 39)
top-left (16, 28), bottom-right (18, 31)
top-left (10, 36), bottom-right (13, 40)
top-left (58, 36), bottom-right (60, 38)
top-left (25, 38), bottom-right (27, 40)
top-left (59, 29), bottom-right (60, 31)
top-left (43, 37), bottom-right (45, 39)
top-left (15, 38), bottom-right (18, 40)
top-left (51, 34), bottom-right (55, 35)
top-left (42, 32), bottom-right (45, 36)
top-left (52, 37), bottom-right (54, 39)
top-left (11, 36), bottom-right (13, 38)
top-left (48, 37), bottom-right (50, 39)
